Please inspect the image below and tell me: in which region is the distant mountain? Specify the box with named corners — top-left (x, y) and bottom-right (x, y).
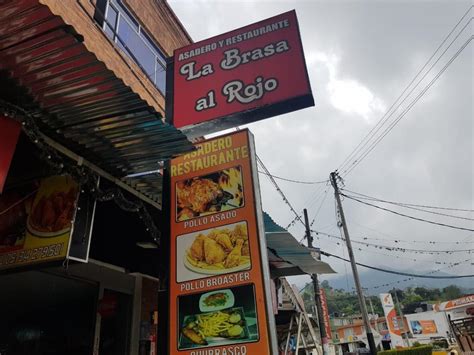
top-left (320, 269), bottom-right (474, 295)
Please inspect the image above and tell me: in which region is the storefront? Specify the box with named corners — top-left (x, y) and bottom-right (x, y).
top-left (435, 294), bottom-right (474, 352)
top-left (0, 1), bottom-right (192, 354)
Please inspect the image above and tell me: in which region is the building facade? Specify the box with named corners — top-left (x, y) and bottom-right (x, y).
top-left (0, 0), bottom-right (193, 354)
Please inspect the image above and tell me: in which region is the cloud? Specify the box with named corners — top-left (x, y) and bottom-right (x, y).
top-left (308, 52), bottom-right (386, 122)
top-left (169, 0), bottom-right (474, 290)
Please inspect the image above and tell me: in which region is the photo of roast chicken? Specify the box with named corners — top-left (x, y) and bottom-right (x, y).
top-left (176, 167), bottom-right (244, 222)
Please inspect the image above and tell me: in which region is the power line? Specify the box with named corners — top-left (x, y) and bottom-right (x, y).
top-left (344, 34), bottom-right (473, 176)
top-left (337, 6), bottom-right (473, 174)
top-left (342, 189), bottom-right (474, 213)
top-left (338, 8), bottom-right (473, 175)
top-left (321, 251), bottom-right (474, 279)
top-left (310, 189), bottom-right (330, 227)
top-left (257, 170), bottom-right (328, 185)
top-left (313, 230), bottom-right (458, 265)
top-left (367, 258), bottom-right (473, 290)
top-left (342, 193), bottom-right (474, 232)
top-left (347, 219), bottom-right (468, 245)
top-left (256, 155), bottom-right (305, 228)
top-left (312, 230), bottom-right (474, 254)
top-left (342, 191), bottom-right (474, 222)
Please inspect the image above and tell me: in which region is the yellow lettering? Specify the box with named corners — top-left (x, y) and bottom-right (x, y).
top-left (226, 150), bottom-right (234, 162)
top-left (210, 154), bottom-right (218, 166)
top-left (196, 158), bottom-right (203, 170)
top-left (184, 161), bottom-right (191, 174)
top-left (217, 138), bottom-right (225, 150)
top-left (218, 152), bottom-right (227, 164)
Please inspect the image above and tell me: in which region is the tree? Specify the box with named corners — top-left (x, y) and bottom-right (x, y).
top-left (442, 285), bottom-right (461, 300)
top-left (321, 280), bottom-right (331, 291)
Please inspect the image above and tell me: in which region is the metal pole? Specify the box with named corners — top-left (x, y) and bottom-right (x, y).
top-left (330, 172), bottom-right (377, 355)
top-left (367, 295), bottom-right (379, 333)
top-left (392, 289), bottom-right (410, 347)
top-left (304, 209), bottom-right (330, 355)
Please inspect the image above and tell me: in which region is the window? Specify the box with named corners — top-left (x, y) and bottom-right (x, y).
top-left (344, 328), bottom-right (354, 338)
top-left (100, 0), bottom-right (167, 94)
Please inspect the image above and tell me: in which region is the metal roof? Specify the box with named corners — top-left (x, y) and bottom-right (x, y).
top-left (266, 232), bottom-right (336, 277)
top-left (0, 0), bottom-right (193, 206)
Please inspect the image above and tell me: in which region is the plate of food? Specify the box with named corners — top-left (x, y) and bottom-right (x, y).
top-left (199, 289), bottom-right (235, 313)
top-left (176, 167), bottom-right (244, 222)
top-left (184, 222), bottom-right (251, 275)
top-left (179, 307), bottom-right (249, 350)
top-left (27, 182), bottom-right (78, 238)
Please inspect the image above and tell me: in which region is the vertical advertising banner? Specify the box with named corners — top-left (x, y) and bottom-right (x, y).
top-left (0, 175), bottom-right (78, 270)
top-left (320, 288), bottom-right (333, 340)
top-left (379, 293), bottom-right (404, 348)
top-left (169, 130), bottom-right (274, 354)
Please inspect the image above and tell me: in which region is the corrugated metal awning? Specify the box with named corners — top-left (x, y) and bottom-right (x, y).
top-left (0, 0), bottom-right (193, 206)
top-left (266, 232), bottom-right (336, 277)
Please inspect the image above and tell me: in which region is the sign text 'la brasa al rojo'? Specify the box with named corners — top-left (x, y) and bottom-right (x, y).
top-left (171, 10), bottom-right (314, 137)
top-left (169, 130), bottom-right (275, 355)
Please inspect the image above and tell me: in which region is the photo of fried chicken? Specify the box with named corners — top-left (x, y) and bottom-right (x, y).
top-left (184, 222), bottom-right (251, 274)
top-left (176, 167), bottom-right (244, 222)
top-left (29, 186), bottom-right (77, 233)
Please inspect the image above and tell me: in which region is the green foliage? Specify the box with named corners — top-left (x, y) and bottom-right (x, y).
top-left (442, 285), bottom-right (461, 300)
top-left (378, 345), bottom-right (432, 355)
top-left (299, 281), bottom-right (467, 317)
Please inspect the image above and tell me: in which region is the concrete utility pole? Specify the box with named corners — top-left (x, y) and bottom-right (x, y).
top-left (392, 288), bottom-right (410, 347)
top-left (330, 172), bottom-right (377, 355)
top-left (303, 208), bottom-right (330, 355)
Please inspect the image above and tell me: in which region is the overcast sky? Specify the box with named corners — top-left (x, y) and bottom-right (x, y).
top-left (169, 0), bottom-right (473, 291)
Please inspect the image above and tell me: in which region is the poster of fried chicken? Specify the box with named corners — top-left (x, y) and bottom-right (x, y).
top-left (176, 221), bottom-right (251, 282)
top-left (176, 166), bottom-right (244, 222)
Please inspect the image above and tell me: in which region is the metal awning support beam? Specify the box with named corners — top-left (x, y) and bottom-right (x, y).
top-left (40, 133), bottom-right (162, 209)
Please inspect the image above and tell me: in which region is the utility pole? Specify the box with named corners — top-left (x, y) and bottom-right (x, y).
top-left (303, 208), bottom-right (330, 355)
top-left (392, 288), bottom-right (410, 347)
top-left (366, 293), bottom-right (379, 333)
top-left (330, 172), bottom-right (377, 355)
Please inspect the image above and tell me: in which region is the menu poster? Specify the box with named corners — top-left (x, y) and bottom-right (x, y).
top-left (169, 130), bottom-right (276, 354)
top-left (0, 175), bottom-right (79, 270)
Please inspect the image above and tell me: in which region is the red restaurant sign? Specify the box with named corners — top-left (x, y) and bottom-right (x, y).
top-left (171, 10), bottom-right (314, 136)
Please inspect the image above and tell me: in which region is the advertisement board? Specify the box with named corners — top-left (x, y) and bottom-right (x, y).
top-left (0, 115), bottom-right (21, 193)
top-left (379, 293), bottom-right (405, 348)
top-left (320, 288), bottom-right (333, 339)
top-left (169, 130), bottom-right (276, 354)
top-left (405, 311), bottom-right (450, 338)
top-left (171, 10), bottom-right (314, 137)
top-left (0, 175), bottom-right (79, 270)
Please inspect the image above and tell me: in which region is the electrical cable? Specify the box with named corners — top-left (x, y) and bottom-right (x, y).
top-left (337, 6), bottom-right (473, 174)
top-left (256, 155), bottom-right (305, 228)
top-left (320, 251), bottom-right (474, 279)
top-left (337, 8), bottom-right (473, 175)
top-left (342, 189), bottom-right (474, 213)
top-left (310, 189), bottom-right (330, 227)
top-left (342, 192), bottom-right (474, 222)
top-left (257, 170), bottom-right (328, 185)
top-left (346, 219), bottom-right (468, 245)
top-left (341, 193), bottom-right (474, 232)
top-left (312, 230), bottom-right (457, 265)
top-left (312, 230), bottom-right (474, 254)
top-left (367, 258), bottom-right (473, 289)
top-left (344, 34), bottom-right (473, 176)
